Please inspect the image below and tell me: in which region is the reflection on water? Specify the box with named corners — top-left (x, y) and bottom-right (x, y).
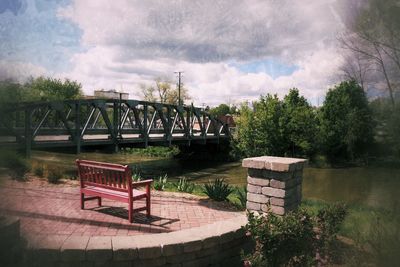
top-left (32, 151), bottom-right (400, 210)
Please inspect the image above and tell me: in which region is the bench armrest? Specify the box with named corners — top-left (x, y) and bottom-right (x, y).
top-left (132, 179), bottom-right (153, 187)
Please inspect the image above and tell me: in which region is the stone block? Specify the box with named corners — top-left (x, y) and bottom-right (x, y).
top-left (61, 236), bottom-right (89, 261)
top-left (134, 257), bottom-right (166, 267)
top-left (246, 201), bottom-right (260, 211)
top-left (183, 239), bottom-right (203, 253)
top-left (93, 260), bottom-right (131, 267)
top-left (196, 246), bottom-right (219, 258)
top-left (182, 257), bottom-right (211, 267)
top-left (247, 168), bottom-right (265, 178)
top-left (261, 187), bottom-right (285, 198)
top-left (133, 236), bottom-right (162, 259)
top-left (270, 178), bottom-right (298, 189)
top-left (112, 236), bottom-right (138, 261)
top-left (269, 196), bottom-right (298, 207)
top-left (247, 184), bottom-right (262, 194)
top-left (59, 261), bottom-right (94, 267)
top-left (247, 192), bottom-right (268, 203)
top-left (86, 236), bottom-right (112, 262)
top-left (263, 170), bottom-right (294, 181)
top-left (202, 235), bottom-right (219, 249)
top-left (242, 157), bottom-right (266, 169)
top-left (165, 252), bottom-right (196, 263)
top-left (32, 234), bottom-right (68, 262)
top-left (243, 156), bottom-right (307, 172)
top-left (262, 204), bottom-right (297, 215)
top-left (247, 176), bottom-right (269, 186)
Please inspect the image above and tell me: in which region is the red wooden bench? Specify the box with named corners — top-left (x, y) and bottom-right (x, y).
top-left (76, 159), bottom-right (153, 223)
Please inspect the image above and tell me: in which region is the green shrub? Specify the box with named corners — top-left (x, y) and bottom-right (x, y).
top-left (235, 186), bottom-right (247, 210)
top-left (174, 177), bottom-right (195, 193)
top-left (132, 172), bottom-right (142, 182)
top-left (0, 150), bottom-right (30, 180)
top-left (203, 178), bottom-right (233, 201)
top-left (47, 167), bottom-right (63, 183)
top-left (33, 163), bottom-right (45, 177)
top-left (243, 203), bottom-right (348, 267)
top-left (153, 174), bottom-right (168, 190)
top-left (123, 146), bottom-right (180, 158)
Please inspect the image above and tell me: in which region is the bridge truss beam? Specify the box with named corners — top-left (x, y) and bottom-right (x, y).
top-left (0, 99), bottom-right (231, 156)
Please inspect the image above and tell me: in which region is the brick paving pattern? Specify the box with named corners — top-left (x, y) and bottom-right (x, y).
top-left (0, 178), bottom-right (241, 239)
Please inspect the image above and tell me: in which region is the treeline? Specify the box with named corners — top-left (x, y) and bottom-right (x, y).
top-left (0, 76), bottom-right (82, 103)
top-left (212, 80), bottom-right (398, 165)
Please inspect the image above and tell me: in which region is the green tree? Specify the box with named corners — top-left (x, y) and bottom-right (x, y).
top-left (235, 95), bottom-right (286, 157)
top-left (234, 90), bottom-right (318, 158)
top-left (281, 88), bottom-right (318, 157)
top-left (0, 80), bottom-right (25, 103)
top-left (320, 80), bottom-right (374, 163)
top-left (209, 104), bottom-right (230, 116)
top-left (25, 76), bottom-right (83, 101)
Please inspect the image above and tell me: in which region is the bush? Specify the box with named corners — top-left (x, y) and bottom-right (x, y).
top-left (0, 150), bottom-right (30, 180)
top-left (33, 163), bottom-right (45, 177)
top-left (203, 178), bottom-right (233, 201)
top-left (153, 174), bottom-right (168, 190)
top-left (132, 172), bottom-right (142, 182)
top-left (47, 167), bottom-right (63, 183)
top-left (235, 186), bottom-right (247, 210)
top-left (243, 203), bottom-right (348, 267)
top-left (174, 177), bottom-right (195, 193)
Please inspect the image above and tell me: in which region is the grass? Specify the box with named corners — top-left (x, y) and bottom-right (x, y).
top-left (121, 146), bottom-right (180, 158)
top-left (301, 198), bottom-right (400, 266)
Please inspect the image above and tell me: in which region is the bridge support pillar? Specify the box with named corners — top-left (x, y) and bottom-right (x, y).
top-left (242, 156), bottom-right (307, 216)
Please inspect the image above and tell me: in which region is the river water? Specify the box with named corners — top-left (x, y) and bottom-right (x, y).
top-left (32, 151), bottom-right (400, 210)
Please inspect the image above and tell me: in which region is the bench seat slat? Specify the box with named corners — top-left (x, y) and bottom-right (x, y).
top-left (82, 186), bottom-right (146, 202)
top-left (82, 186), bottom-right (147, 201)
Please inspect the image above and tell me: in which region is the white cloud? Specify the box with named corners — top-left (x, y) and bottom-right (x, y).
top-left (54, 0), bottom-right (352, 106)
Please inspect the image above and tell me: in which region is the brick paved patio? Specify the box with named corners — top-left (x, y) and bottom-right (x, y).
top-left (0, 178), bottom-right (242, 239)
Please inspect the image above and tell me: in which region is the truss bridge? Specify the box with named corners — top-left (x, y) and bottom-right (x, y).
top-left (0, 99), bottom-right (231, 156)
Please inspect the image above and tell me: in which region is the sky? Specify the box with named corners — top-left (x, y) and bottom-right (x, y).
top-left (0, 0), bottom-right (364, 106)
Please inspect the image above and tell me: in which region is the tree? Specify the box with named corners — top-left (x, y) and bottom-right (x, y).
top-left (340, 0), bottom-right (400, 105)
top-left (210, 104), bottom-right (236, 117)
top-left (320, 81), bottom-right (374, 163)
top-left (281, 89), bottom-right (318, 157)
top-left (140, 78), bottom-right (190, 105)
top-left (0, 80), bottom-right (25, 103)
top-left (24, 76), bottom-right (82, 101)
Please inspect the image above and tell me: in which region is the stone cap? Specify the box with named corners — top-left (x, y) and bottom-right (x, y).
top-left (242, 156), bottom-right (308, 172)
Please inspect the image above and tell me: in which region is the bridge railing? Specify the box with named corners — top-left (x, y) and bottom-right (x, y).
top-left (0, 99), bottom-right (231, 155)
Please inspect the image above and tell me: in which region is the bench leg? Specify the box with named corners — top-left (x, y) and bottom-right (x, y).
top-left (129, 200), bottom-right (133, 223)
top-left (146, 195), bottom-right (151, 218)
top-left (98, 197), bottom-right (102, 207)
top-left (81, 193), bottom-right (85, 209)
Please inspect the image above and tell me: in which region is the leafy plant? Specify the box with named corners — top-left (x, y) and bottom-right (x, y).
top-left (47, 167), bottom-right (63, 183)
top-left (0, 150), bottom-right (30, 180)
top-left (132, 172), bottom-right (142, 182)
top-left (153, 174), bottom-right (168, 191)
top-left (33, 162), bottom-right (45, 177)
top-left (174, 177), bottom-right (195, 193)
top-left (243, 203), bottom-right (348, 267)
top-left (203, 178), bottom-right (233, 201)
top-left (235, 186), bottom-right (247, 210)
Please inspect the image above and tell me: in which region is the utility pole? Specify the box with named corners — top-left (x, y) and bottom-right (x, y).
top-left (174, 71), bottom-right (184, 106)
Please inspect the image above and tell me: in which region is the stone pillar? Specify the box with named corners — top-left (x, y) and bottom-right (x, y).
top-left (242, 156), bottom-right (307, 216)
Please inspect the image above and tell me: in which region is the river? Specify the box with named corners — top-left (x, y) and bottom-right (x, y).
top-left (32, 151), bottom-right (400, 211)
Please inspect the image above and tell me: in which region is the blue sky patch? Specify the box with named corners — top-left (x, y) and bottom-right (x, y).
top-left (232, 58), bottom-right (299, 79)
top-left (0, 0), bottom-right (82, 72)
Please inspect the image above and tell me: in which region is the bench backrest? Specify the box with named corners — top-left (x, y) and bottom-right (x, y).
top-left (76, 159), bottom-right (132, 192)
